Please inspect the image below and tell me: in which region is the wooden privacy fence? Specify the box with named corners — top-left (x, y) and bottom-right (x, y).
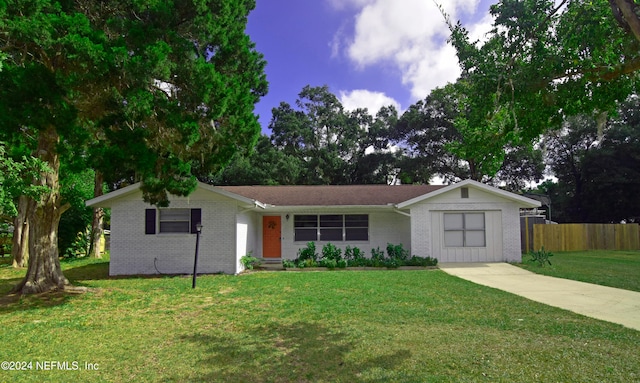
top-left (520, 216), bottom-right (545, 253)
top-left (532, 223), bottom-right (640, 252)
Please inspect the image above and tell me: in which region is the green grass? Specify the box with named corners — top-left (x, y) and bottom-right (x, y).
top-left (519, 250), bottom-right (640, 292)
top-left (1, 255), bottom-right (639, 382)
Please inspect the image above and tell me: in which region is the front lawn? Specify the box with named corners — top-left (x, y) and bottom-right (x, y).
top-left (1, 256), bottom-right (639, 382)
top-left (519, 250), bottom-right (640, 292)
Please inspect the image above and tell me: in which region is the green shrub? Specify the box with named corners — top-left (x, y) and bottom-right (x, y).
top-left (406, 256), bottom-right (438, 267)
top-left (319, 258), bottom-right (337, 269)
top-left (321, 243), bottom-right (342, 262)
top-left (384, 258), bottom-right (399, 268)
top-left (346, 257), bottom-right (370, 267)
top-left (337, 259), bottom-right (347, 269)
top-left (240, 254), bottom-right (261, 270)
top-left (386, 243), bottom-right (409, 261)
top-left (344, 245), bottom-right (365, 261)
top-left (371, 247), bottom-right (385, 261)
top-left (301, 258), bottom-right (318, 268)
top-left (297, 242), bottom-right (318, 262)
top-left (529, 247), bottom-right (553, 267)
top-left (282, 259), bottom-right (296, 268)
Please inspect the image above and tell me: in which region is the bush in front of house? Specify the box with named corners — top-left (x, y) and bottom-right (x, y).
top-left (297, 241), bottom-right (318, 263)
top-left (285, 242), bottom-right (437, 269)
top-left (240, 253), bottom-right (262, 270)
top-left (386, 243), bottom-right (409, 262)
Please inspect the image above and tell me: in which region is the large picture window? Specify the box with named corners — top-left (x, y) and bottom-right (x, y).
top-left (294, 214), bottom-right (369, 242)
top-left (443, 213), bottom-right (485, 247)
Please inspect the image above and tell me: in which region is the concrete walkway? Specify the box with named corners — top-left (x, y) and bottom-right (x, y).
top-left (439, 262), bottom-right (640, 331)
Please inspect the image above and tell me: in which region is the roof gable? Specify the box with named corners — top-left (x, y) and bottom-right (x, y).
top-left (396, 179), bottom-right (541, 208)
top-left (86, 182), bottom-right (261, 208)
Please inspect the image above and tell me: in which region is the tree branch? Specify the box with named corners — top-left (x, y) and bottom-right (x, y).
top-left (610, 0), bottom-right (640, 43)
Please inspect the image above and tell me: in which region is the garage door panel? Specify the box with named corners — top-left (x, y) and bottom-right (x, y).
top-left (431, 210), bottom-right (503, 263)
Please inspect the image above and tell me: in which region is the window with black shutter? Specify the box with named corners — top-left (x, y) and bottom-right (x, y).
top-left (146, 208), bottom-right (202, 234)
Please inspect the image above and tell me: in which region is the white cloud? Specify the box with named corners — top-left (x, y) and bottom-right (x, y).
top-left (338, 89), bottom-right (401, 114)
top-left (333, 0), bottom-right (495, 100)
top-left (468, 12), bottom-right (494, 43)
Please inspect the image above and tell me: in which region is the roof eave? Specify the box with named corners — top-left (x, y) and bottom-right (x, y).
top-left (86, 183), bottom-right (142, 208)
top-left (260, 204), bottom-right (398, 211)
top-left (85, 181), bottom-right (267, 209)
top-left (197, 182), bottom-right (266, 208)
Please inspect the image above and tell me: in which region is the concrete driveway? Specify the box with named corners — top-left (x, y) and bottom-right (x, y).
top-left (439, 262), bottom-right (640, 331)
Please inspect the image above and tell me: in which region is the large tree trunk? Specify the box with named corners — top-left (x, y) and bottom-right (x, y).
top-left (12, 127), bottom-right (71, 294)
top-left (88, 171), bottom-right (104, 258)
top-left (11, 195), bottom-right (30, 268)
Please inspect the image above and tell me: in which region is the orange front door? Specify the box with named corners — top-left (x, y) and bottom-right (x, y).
top-left (262, 216), bottom-right (282, 258)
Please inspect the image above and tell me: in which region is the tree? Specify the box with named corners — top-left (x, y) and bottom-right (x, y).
top-left (210, 135), bottom-right (305, 185)
top-left (541, 96), bottom-right (640, 222)
top-left (444, 0), bottom-right (639, 175)
top-left (609, 0), bottom-right (640, 44)
top-left (542, 115), bottom-right (598, 222)
top-left (392, 84), bottom-right (543, 187)
top-left (58, 168), bottom-right (94, 258)
top-left (269, 85), bottom-right (396, 185)
top-left (0, 143), bottom-right (49, 267)
top-left (88, 171), bottom-right (105, 259)
top-left (0, 0), bottom-right (267, 294)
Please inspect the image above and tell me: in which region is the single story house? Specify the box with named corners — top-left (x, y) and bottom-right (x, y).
top-left (86, 179), bottom-right (541, 275)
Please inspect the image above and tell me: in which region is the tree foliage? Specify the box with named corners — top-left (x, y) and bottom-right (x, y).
top-left (0, 0), bottom-right (267, 293)
top-left (392, 84), bottom-right (543, 188)
top-left (58, 168), bottom-right (95, 258)
top-left (0, 143), bottom-right (50, 221)
top-left (444, 0), bottom-right (639, 175)
top-left (267, 85), bottom-right (397, 185)
top-left (210, 135), bottom-right (305, 185)
top-left (540, 96), bottom-right (640, 223)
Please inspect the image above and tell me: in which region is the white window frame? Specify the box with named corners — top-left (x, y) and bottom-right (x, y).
top-left (159, 208), bottom-right (191, 234)
top-left (294, 214), bottom-right (369, 242)
top-left (443, 212), bottom-right (486, 247)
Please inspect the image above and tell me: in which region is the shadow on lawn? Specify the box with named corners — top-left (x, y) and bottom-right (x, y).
top-left (0, 287), bottom-right (84, 312)
top-left (63, 261), bottom-right (110, 282)
top-left (179, 321), bottom-right (412, 382)
top-left (0, 260), bottom-right (110, 312)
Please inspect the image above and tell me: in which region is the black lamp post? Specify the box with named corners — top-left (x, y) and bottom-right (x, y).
top-left (192, 222), bottom-right (202, 289)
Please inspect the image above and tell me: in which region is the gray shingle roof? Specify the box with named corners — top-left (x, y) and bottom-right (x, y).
top-left (218, 184), bottom-right (446, 206)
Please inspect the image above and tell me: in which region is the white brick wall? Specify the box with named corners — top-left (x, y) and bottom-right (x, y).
top-left (109, 191), bottom-right (241, 275)
top-left (501, 204), bottom-right (523, 262)
top-left (277, 210), bottom-right (411, 259)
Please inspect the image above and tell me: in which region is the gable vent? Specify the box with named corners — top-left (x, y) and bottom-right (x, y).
top-left (460, 187), bottom-right (469, 199)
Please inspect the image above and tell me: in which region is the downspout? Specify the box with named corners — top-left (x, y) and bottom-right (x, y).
top-left (239, 201), bottom-right (265, 214)
top-left (393, 208), bottom-right (411, 217)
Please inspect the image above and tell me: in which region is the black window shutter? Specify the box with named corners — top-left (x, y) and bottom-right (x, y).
top-left (190, 208), bottom-right (202, 234)
top-left (145, 209), bottom-right (156, 234)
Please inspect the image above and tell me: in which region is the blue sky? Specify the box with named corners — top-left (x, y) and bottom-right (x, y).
top-left (246, 0), bottom-right (497, 134)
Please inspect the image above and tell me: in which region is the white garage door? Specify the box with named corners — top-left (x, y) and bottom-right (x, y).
top-left (431, 210), bottom-right (503, 262)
